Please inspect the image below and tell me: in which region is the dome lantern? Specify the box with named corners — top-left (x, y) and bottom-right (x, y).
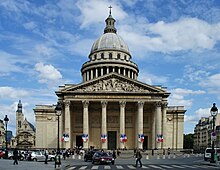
top-left (104, 6), bottom-right (117, 34)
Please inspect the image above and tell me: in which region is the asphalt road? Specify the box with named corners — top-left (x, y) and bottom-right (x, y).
top-left (0, 154), bottom-right (219, 170)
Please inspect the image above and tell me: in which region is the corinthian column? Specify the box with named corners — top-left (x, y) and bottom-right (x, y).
top-left (155, 102), bottom-right (162, 149)
top-left (82, 100), bottom-right (89, 149)
top-left (64, 100), bottom-right (71, 149)
top-left (119, 101), bottom-right (126, 149)
top-left (101, 101), bottom-right (108, 149)
top-left (162, 102), bottom-right (168, 148)
top-left (152, 108), bottom-right (156, 149)
top-left (137, 101), bottom-right (144, 149)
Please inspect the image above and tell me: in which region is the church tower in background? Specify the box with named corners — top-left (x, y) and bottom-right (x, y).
top-left (16, 100), bottom-right (24, 135)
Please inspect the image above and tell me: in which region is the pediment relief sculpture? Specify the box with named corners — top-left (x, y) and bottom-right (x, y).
top-left (75, 78), bottom-right (150, 92)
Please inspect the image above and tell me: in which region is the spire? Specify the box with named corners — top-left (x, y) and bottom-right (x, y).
top-left (17, 100), bottom-right (22, 113)
top-left (104, 6), bottom-right (117, 34)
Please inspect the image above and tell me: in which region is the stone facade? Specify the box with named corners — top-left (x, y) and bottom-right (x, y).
top-left (0, 119), bottom-right (5, 148)
top-left (34, 10), bottom-right (186, 150)
top-left (15, 100), bottom-right (36, 149)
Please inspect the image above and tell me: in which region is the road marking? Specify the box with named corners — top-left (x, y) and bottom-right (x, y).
top-left (91, 165), bottom-right (99, 169)
top-left (142, 165), bottom-right (150, 169)
top-left (66, 167), bottom-right (76, 170)
top-left (127, 165), bottom-right (136, 169)
top-left (181, 165), bottom-right (197, 168)
top-left (160, 165), bottom-right (173, 168)
top-left (104, 165), bottom-right (111, 169)
top-left (149, 165), bottom-right (165, 169)
top-left (79, 166), bottom-right (87, 169)
top-left (116, 165), bottom-right (124, 169)
top-left (170, 165), bottom-right (185, 168)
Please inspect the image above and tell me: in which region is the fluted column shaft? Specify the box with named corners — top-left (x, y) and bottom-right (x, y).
top-left (64, 101), bottom-right (71, 149)
top-left (152, 109), bottom-right (156, 149)
top-left (83, 100), bottom-right (89, 149)
top-left (119, 101), bottom-right (126, 149)
top-left (162, 102), bottom-right (167, 148)
top-left (101, 101), bottom-right (108, 149)
top-left (138, 101), bottom-right (144, 149)
top-left (156, 102), bottom-right (162, 149)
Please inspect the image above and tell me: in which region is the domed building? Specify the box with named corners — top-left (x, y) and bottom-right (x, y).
top-left (35, 10), bottom-right (185, 150)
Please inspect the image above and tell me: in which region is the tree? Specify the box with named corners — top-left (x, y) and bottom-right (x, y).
top-left (183, 134), bottom-right (194, 149)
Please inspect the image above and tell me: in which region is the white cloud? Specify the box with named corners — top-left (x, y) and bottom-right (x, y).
top-left (199, 73), bottom-right (220, 100)
top-left (138, 71), bottom-right (168, 85)
top-left (76, 0), bottom-right (127, 28)
top-left (184, 108), bottom-right (210, 124)
top-left (34, 62), bottom-right (62, 86)
top-left (0, 87), bottom-right (29, 99)
top-left (120, 17), bottom-right (220, 55)
top-left (168, 88), bottom-right (205, 108)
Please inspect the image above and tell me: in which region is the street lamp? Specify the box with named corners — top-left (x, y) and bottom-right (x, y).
top-left (55, 101), bottom-right (62, 168)
top-left (210, 103), bottom-right (218, 163)
top-left (4, 115), bottom-right (9, 159)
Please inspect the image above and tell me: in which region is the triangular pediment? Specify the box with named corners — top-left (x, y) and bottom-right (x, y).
top-left (59, 73), bottom-right (167, 94)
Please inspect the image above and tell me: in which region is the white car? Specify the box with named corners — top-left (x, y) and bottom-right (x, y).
top-left (204, 148), bottom-right (220, 161)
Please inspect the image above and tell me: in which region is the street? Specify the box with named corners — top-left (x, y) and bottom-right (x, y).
top-left (0, 153), bottom-right (219, 170)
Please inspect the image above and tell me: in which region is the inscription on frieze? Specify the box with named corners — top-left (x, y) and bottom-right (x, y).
top-left (75, 78), bottom-right (149, 92)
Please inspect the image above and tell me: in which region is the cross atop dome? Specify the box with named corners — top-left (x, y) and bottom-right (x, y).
top-left (104, 6), bottom-right (117, 34)
top-left (109, 5), bottom-right (112, 15)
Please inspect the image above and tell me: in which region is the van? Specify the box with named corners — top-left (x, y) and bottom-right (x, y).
top-left (204, 148), bottom-right (220, 161)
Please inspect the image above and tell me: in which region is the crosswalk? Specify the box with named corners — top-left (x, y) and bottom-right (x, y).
top-left (65, 164), bottom-right (220, 170)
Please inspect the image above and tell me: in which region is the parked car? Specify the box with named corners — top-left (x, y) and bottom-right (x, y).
top-left (84, 150), bottom-right (96, 162)
top-left (92, 151), bottom-right (115, 165)
top-left (30, 151), bottom-right (45, 161)
top-left (0, 151), bottom-right (4, 159)
top-left (204, 148), bottom-right (220, 161)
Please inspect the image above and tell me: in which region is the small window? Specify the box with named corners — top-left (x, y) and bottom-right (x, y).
top-left (109, 53), bottom-right (112, 59)
top-left (117, 54), bottom-right (120, 59)
top-left (94, 54), bottom-right (97, 60)
top-left (101, 53), bottom-right (104, 59)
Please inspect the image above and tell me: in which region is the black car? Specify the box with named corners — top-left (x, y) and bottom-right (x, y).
top-left (92, 151), bottom-right (115, 165)
top-left (84, 150), bottom-right (95, 162)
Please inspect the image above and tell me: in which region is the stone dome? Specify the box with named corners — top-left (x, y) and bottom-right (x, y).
top-left (90, 33), bottom-right (130, 54)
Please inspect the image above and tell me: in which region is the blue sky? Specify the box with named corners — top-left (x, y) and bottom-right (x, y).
top-left (0, 0), bottom-right (220, 135)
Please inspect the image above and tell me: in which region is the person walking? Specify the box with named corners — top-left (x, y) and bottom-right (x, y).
top-left (13, 148), bottom-right (19, 165)
top-left (44, 148), bottom-right (49, 164)
top-left (112, 149), bottom-right (116, 159)
top-left (134, 149), bottom-right (142, 168)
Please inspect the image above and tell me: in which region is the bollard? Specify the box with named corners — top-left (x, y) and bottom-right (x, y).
top-left (78, 154), bottom-right (81, 159)
top-left (187, 154), bottom-right (190, 158)
top-left (162, 155), bottom-right (165, 159)
top-left (72, 154), bottom-right (75, 159)
top-left (168, 154), bottom-right (171, 159)
top-left (146, 154), bottom-right (149, 160)
top-left (157, 154), bottom-right (160, 159)
top-left (173, 153), bottom-right (176, 159)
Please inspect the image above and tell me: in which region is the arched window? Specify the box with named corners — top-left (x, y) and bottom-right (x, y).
top-left (101, 53), bottom-right (104, 59)
top-left (109, 53), bottom-right (112, 59)
top-left (117, 54), bottom-right (120, 59)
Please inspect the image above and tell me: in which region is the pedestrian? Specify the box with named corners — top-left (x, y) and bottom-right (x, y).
top-left (112, 149), bottom-right (116, 159)
top-left (44, 148), bottom-right (49, 164)
top-left (134, 149), bottom-right (142, 168)
top-left (13, 148), bottom-right (19, 165)
top-left (117, 149), bottom-right (121, 156)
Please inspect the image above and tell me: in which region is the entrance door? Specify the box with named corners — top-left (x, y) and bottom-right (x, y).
top-left (108, 131), bottom-right (117, 150)
top-left (76, 135), bottom-right (83, 147)
top-left (143, 136), bottom-right (148, 150)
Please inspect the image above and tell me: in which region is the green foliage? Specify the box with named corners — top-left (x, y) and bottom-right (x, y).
top-left (183, 134), bottom-right (194, 149)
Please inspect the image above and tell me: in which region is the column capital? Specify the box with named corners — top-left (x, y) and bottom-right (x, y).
top-left (154, 101), bottom-right (162, 107)
top-left (64, 100), bottom-right (71, 107)
top-left (82, 100), bottom-right (89, 108)
top-left (119, 101), bottom-right (126, 107)
top-left (162, 102), bottom-right (168, 108)
top-left (137, 101), bottom-right (145, 107)
top-left (101, 101), bottom-right (108, 108)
